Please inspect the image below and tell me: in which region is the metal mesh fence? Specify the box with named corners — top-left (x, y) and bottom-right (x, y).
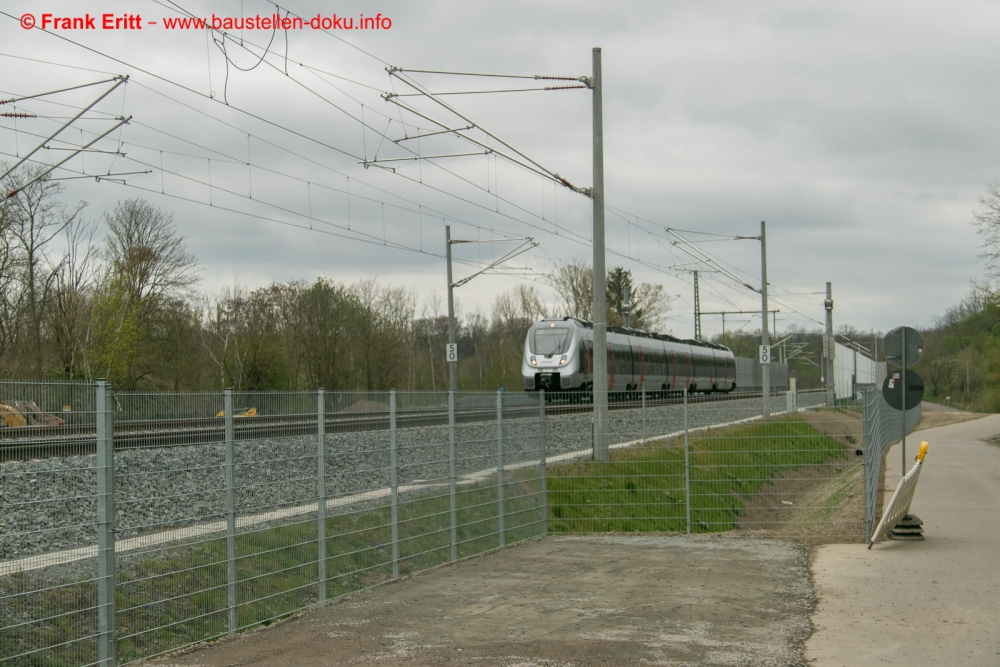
top-left (544, 387), bottom-right (860, 539)
top-left (112, 391), bottom-right (228, 661)
top-left (1, 382), bottom-right (907, 666)
top-left (685, 394), bottom-right (867, 540)
top-left (0, 381), bottom-right (100, 667)
top-left (861, 386), bottom-right (922, 542)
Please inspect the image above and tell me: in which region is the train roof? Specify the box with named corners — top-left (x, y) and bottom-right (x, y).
top-left (536, 317), bottom-right (731, 353)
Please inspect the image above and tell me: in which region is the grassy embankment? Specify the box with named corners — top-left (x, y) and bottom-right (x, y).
top-left (0, 480), bottom-right (543, 666)
top-left (546, 414), bottom-right (853, 533)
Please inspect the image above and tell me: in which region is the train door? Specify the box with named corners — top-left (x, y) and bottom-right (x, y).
top-left (683, 352), bottom-right (692, 391)
top-left (638, 346), bottom-right (644, 390)
top-left (670, 350), bottom-right (677, 389)
top-left (607, 342), bottom-right (615, 391)
top-left (582, 339), bottom-right (593, 376)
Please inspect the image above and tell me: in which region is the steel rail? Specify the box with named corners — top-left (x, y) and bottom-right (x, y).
top-left (0, 389), bottom-right (824, 461)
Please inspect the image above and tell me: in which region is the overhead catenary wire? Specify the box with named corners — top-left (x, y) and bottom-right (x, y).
top-left (3, 102), bottom-right (592, 274)
top-left (4, 11), bottom-right (825, 330)
top-left (0, 76), bottom-right (127, 182)
top-left (117, 18), bottom-right (599, 245)
top-left (0, 145), bottom-right (493, 270)
top-left (3, 11), bottom-right (601, 252)
top-left (384, 67), bottom-right (588, 193)
top-left (1, 14), bottom-right (672, 314)
top-left (389, 86), bottom-right (589, 96)
top-left (0, 120), bottom-right (547, 270)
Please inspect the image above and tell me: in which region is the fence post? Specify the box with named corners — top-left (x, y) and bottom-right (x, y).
top-left (539, 390), bottom-right (547, 535)
top-left (449, 390), bottom-right (457, 562)
top-left (862, 388), bottom-right (875, 544)
top-left (95, 379), bottom-right (116, 667)
top-left (317, 389), bottom-right (326, 603)
top-left (224, 388), bottom-right (237, 635)
top-left (497, 390), bottom-right (505, 547)
top-left (390, 390), bottom-right (399, 579)
top-left (684, 387), bottom-right (691, 536)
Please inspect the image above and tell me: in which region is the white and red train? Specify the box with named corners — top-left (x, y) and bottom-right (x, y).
top-left (522, 317), bottom-right (737, 395)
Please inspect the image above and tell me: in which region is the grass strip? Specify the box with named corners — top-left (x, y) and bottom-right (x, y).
top-left (547, 415), bottom-right (849, 533)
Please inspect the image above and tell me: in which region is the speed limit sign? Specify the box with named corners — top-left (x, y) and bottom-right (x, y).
top-left (445, 343), bottom-right (458, 363)
top-left (759, 345), bottom-right (771, 364)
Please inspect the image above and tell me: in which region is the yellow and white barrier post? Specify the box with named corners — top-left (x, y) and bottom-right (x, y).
top-left (869, 441), bottom-right (929, 548)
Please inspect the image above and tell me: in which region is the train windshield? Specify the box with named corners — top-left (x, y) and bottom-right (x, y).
top-left (533, 327), bottom-right (571, 355)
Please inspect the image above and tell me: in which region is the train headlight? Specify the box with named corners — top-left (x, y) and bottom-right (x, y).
top-left (530, 356), bottom-right (537, 366)
top-left (559, 355), bottom-right (567, 365)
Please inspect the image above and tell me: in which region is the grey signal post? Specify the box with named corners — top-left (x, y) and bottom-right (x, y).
top-left (825, 283), bottom-right (834, 405)
top-left (760, 220), bottom-right (770, 422)
top-left (900, 328), bottom-right (907, 475)
top-left (623, 283), bottom-right (631, 328)
top-left (446, 225), bottom-right (457, 393)
top-left (693, 270), bottom-right (702, 340)
top-left (591, 47), bottom-right (609, 462)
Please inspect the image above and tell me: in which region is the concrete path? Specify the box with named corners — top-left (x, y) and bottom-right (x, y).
top-left (147, 536), bottom-right (814, 667)
top-left (807, 414), bottom-right (1000, 665)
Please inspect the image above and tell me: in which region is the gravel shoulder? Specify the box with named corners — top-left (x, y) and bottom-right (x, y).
top-left (145, 535), bottom-right (814, 667)
top-left (913, 409), bottom-right (986, 431)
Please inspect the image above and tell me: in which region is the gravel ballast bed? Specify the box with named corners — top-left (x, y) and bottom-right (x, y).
top-left (1, 393), bottom-right (827, 561)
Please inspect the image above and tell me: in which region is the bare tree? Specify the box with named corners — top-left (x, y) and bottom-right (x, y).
top-left (103, 198), bottom-right (199, 307)
top-left (89, 198), bottom-right (199, 388)
top-left (2, 168), bottom-right (85, 376)
top-left (417, 291), bottom-right (447, 391)
top-left (547, 260), bottom-right (592, 320)
top-left (550, 262), bottom-right (672, 331)
top-left (487, 285), bottom-right (546, 389)
top-left (0, 189), bottom-right (18, 367)
top-left (973, 183), bottom-right (1000, 280)
top-left (50, 215), bottom-right (98, 379)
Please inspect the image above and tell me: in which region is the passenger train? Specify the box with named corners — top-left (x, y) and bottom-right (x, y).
top-left (522, 317), bottom-right (737, 395)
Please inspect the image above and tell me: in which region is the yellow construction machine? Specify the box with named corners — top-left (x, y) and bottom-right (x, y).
top-left (215, 406), bottom-right (257, 418)
top-left (0, 400), bottom-right (66, 427)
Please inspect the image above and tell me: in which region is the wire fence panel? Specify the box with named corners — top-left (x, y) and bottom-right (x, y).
top-left (112, 392), bottom-right (229, 663)
top-left (861, 387), bottom-right (922, 542)
top-left (500, 391), bottom-right (546, 542)
top-left (231, 391), bottom-right (320, 632)
top-left (0, 381), bottom-right (100, 667)
top-left (544, 387), bottom-right (859, 539)
top-left (2, 382), bottom-right (892, 667)
top-left (324, 390), bottom-right (394, 598)
top-left (547, 389), bottom-right (689, 534)
top-left (686, 394), bottom-right (867, 541)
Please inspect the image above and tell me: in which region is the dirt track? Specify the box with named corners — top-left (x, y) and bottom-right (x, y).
top-left (146, 535), bottom-right (813, 667)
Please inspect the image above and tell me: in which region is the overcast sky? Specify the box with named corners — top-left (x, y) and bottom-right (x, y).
top-left (2, 0), bottom-right (996, 341)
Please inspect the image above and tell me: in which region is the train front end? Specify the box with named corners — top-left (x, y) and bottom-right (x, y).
top-left (522, 319), bottom-right (587, 393)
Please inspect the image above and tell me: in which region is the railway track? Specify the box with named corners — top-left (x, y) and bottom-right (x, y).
top-left (0, 389), bottom-right (819, 461)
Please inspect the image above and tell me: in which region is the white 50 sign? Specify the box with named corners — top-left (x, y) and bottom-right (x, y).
top-left (759, 345), bottom-right (771, 364)
top-left (445, 344), bottom-right (458, 363)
